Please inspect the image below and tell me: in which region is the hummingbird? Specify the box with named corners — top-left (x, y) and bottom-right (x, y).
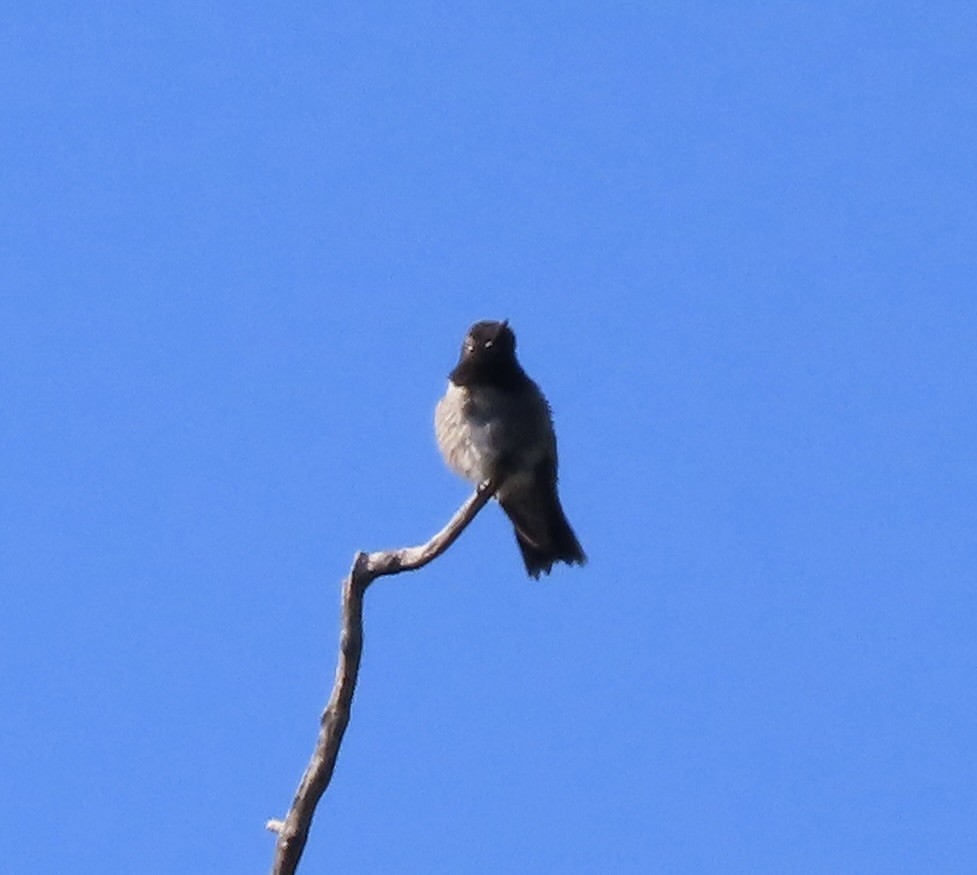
top-left (435, 320), bottom-right (587, 578)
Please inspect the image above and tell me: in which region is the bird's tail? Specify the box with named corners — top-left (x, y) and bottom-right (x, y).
top-left (499, 484), bottom-right (586, 579)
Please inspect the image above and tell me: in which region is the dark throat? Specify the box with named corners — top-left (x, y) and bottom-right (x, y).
top-left (449, 356), bottom-right (531, 391)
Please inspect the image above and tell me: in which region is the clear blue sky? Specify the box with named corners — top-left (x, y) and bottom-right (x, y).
top-left (3, 4), bottom-right (976, 873)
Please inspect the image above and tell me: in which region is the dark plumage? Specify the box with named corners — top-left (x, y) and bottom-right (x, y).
top-left (434, 320), bottom-right (586, 578)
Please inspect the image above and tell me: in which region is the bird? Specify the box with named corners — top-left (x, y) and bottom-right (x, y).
top-left (435, 319), bottom-right (587, 578)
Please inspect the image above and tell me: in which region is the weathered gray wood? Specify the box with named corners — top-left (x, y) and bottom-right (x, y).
top-left (267, 481), bottom-right (498, 874)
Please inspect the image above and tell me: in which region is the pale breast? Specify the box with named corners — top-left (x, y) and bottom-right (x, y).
top-left (435, 382), bottom-right (491, 483)
top-left (435, 381), bottom-right (557, 486)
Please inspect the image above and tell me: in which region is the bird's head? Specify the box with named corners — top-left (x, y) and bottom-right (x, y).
top-left (449, 319), bottom-right (525, 388)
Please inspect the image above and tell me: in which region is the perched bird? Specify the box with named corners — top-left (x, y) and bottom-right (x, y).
top-left (435, 320), bottom-right (586, 578)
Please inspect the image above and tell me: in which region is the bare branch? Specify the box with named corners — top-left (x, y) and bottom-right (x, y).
top-left (267, 480), bottom-right (499, 875)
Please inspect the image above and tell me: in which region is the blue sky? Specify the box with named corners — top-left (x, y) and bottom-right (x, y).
top-left (3, 3), bottom-right (976, 873)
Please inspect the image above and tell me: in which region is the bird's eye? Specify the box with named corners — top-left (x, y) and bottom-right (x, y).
top-left (484, 339), bottom-right (493, 349)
